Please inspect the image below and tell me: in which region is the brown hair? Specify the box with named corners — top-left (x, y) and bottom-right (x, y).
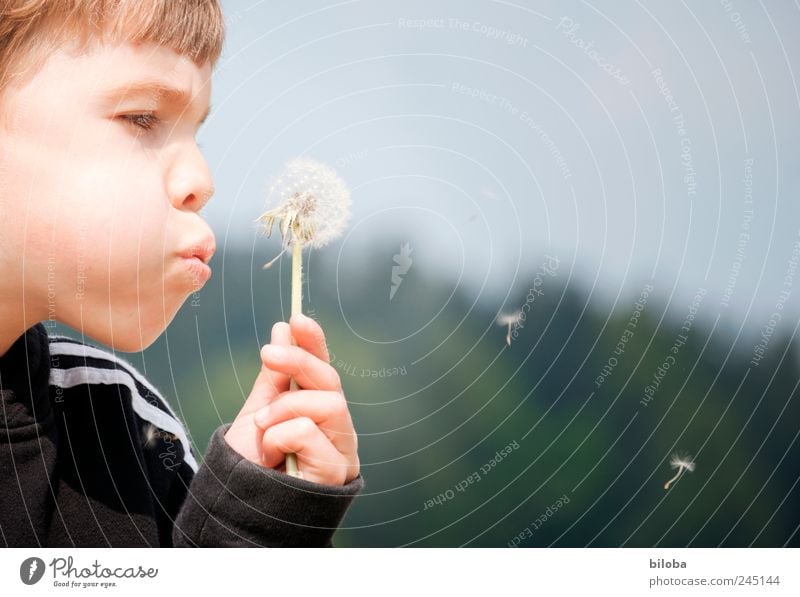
top-left (0, 0), bottom-right (225, 95)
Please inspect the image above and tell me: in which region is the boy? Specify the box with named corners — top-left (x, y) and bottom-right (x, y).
top-left (0, 0), bottom-right (363, 547)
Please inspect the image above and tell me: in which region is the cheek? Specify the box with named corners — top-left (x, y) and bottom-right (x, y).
top-left (74, 163), bottom-right (169, 257)
top-left (50, 163), bottom-right (172, 302)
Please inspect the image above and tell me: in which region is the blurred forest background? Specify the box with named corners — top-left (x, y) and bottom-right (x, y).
top-left (55, 243), bottom-right (800, 547)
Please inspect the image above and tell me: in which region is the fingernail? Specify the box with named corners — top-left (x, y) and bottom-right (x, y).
top-left (262, 345), bottom-right (286, 361)
top-left (255, 406), bottom-right (270, 427)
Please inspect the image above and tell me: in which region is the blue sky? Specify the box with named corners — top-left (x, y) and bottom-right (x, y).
top-left (201, 0), bottom-right (800, 331)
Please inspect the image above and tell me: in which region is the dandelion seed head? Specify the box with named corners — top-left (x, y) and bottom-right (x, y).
top-left (669, 452), bottom-right (696, 472)
top-left (255, 157), bottom-right (352, 250)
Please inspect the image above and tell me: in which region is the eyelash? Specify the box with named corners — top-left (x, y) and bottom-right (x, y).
top-left (120, 112), bottom-right (160, 132)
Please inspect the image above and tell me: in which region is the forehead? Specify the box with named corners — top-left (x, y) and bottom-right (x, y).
top-left (73, 41), bottom-right (211, 117)
top-left (84, 41), bottom-right (212, 92)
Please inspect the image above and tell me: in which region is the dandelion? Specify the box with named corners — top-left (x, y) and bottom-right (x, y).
top-left (496, 310), bottom-right (522, 346)
top-left (254, 157), bottom-right (351, 478)
top-left (256, 157), bottom-right (351, 267)
top-left (663, 452), bottom-right (696, 490)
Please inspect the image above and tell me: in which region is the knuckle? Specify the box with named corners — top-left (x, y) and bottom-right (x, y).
top-left (319, 393), bottom-right (344, 419)
top-left (289, 347), bottom-right (306, 367)
top-left (261, 426), bottom-right (278, 447)
top-left (296, 416), bottom-right (317, 436)
top-left (329, 392), bottom-right (348, 416)
top-left (263, 426), bottom-right (292, 452)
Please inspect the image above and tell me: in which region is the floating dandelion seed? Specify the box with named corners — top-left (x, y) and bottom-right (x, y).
top-left (254, 157), bottom-right (352, 478)
top-left (496, 310), bottom-right (523, 346)
top-left (663, 452), bottom-right (696, 490)
top-left (143, 424), bottom-right (158, 448)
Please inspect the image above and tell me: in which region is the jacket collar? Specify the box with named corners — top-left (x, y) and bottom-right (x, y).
top-left (0, 323), bottom-right (53, 430)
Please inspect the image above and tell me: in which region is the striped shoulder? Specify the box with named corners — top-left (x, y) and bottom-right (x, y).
top-left (47, 335), bottom-right (198, 473)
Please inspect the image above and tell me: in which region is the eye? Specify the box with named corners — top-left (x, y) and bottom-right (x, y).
top-left (119, 112), bottom-right (160, 132)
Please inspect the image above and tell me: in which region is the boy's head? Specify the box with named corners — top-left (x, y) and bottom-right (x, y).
top-left (0, 0), bottom-right (225, 353)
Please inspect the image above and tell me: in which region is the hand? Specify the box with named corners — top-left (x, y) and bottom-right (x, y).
top-left (223, 313), bottom-right (360, 486)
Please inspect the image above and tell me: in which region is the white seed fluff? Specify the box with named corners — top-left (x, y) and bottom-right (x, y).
top-left (669, 453), bottom-right (696, 473)
top-left (257, 157), bottom-right (352, 250)
top-left (496, 311), bottom-right (523, 327)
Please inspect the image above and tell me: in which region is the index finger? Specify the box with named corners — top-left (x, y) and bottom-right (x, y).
top-left (245, 321), bottom-right (292, 406)
top-left (289, 313), bottom-right (331, 363)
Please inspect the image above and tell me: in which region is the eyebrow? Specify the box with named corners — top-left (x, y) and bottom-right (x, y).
top-left (100, 80), bottom-right (212, 126)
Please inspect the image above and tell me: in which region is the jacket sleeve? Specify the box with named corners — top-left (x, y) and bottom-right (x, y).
top-left (171, 422), bottom-right (365, 547)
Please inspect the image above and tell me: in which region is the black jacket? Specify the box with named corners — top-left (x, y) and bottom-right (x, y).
top-left (0, 323), bottom-right (364, 547)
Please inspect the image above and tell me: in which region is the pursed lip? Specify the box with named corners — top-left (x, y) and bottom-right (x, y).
top-left (178, 238), bottom-right (216, 264)
top-left (183, 255), bottom-right (212, 286)
top-left (178, 237), bottom-right (216, 286)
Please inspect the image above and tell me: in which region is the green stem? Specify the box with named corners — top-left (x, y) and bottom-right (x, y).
top-left (284, 239), bottom-right (303, 479)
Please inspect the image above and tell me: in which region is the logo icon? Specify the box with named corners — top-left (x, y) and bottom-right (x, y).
top-left (390, 243), bottom-right (413, 300)
top-left (20, 557), bottom-right (45, 585)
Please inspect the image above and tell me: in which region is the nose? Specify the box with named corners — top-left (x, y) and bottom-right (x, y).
top-left (167, 142), bottom-right (215, 212)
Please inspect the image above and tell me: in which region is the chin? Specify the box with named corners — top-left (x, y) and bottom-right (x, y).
top-left (59, 300), bottom-right (180, 353)
top-left (77, 321), bottom-right (164, 353)
top-left (108, 328), bottom-right (163, 353)
top-left (111, 310), bottom-right (179, 353)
